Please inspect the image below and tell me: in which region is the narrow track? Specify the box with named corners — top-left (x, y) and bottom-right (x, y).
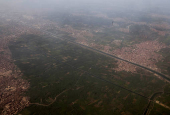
top-left (30, 89), bottom-right (68, 106)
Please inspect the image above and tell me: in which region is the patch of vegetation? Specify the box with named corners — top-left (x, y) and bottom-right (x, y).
top-left (45, 12), bottom-right (111, 29)
top-left (156, 48), bottom-right (170, 76)
top-left (150, 103), bottom-right (170, 115)
top-left (129, 25), bottom-right (150, 35)
top-left (162, 36), bottom-right (170, 45)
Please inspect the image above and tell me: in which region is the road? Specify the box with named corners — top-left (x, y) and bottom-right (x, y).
top-left (46, 31), bottom-right (170, 82)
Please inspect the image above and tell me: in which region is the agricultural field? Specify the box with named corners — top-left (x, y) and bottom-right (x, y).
top-left (8, 33), bottom-right (169, 114)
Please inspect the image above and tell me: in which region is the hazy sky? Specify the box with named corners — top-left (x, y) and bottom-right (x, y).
top-left (0, 0), bottom-right (170, 14)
